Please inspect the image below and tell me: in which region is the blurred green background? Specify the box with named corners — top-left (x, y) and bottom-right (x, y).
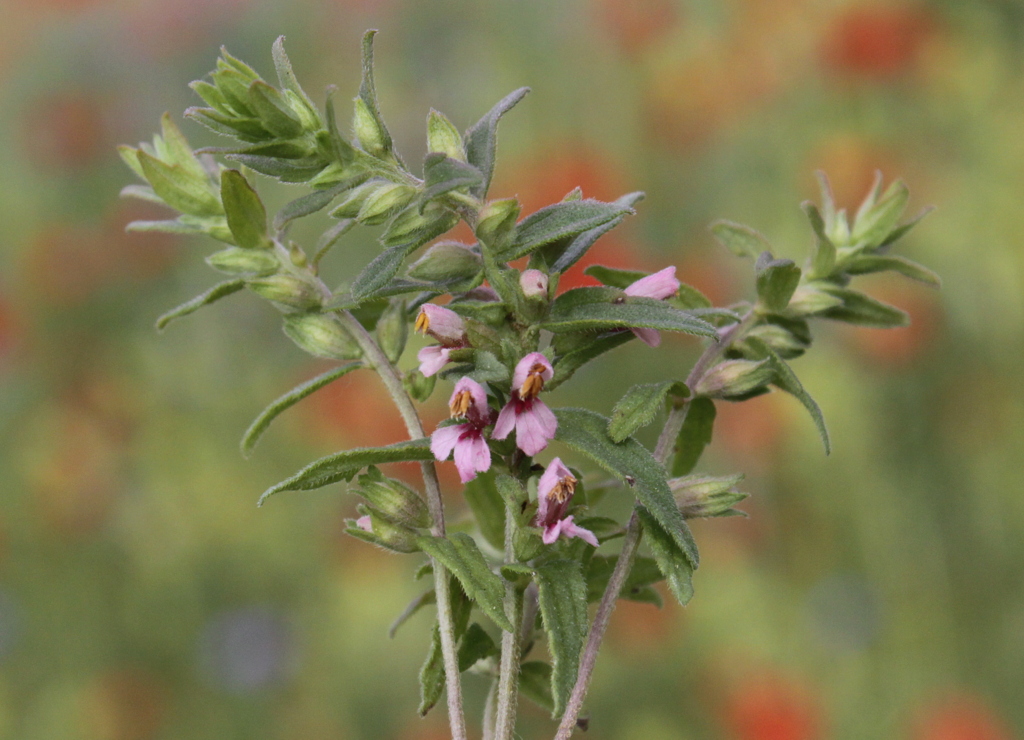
top-left (1, 0), bottom-right (1022, 738)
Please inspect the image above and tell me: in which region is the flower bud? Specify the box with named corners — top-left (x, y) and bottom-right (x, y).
top-left (742, 323), bottom-right (809, 359)
top-left (353, 466), bottom-right (431, 528)
top-left (519, 269), bottom-right (549, 299)
top-left (282, 313), bottom-right (361, 359)
top-left (346, 505), bottom-right (421, 553)
top-left (376, 298), bottom-right (408, 364)
top-left (475, 198), bottom-right (520, 250)
top-left (330, 181), bottom-right (381, 219)
top-left (353, 98), bottom-right (388, 156)
top-left (247, 274), bottom-right (322, 311)
top-left (426, 109), bottom-right (466, 162)
top-left (358, 183), bottom-right (417, 225)
top-left (669, 474), bottom-right (748, 519)
top-left (407, 242), bottom-right (483, 282)
top-left (694, 359), bottom-right (775, 399)
top-left (383, 204), bottom-right (457, 245)
top-left (404, 369), bottom-right (437, 402)
top-left (206, 247), bottom-right (279, 276)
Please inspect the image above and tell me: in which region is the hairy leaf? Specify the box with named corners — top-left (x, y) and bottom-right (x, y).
top-left (462, 471), bottom-right (506, 551)
top-left (257, 439), bottom-right (433, 506)
top-left (819, 286), bottom-right (911, 328)
top-left (242, 363), bottom-right (361, 457)
top-left (845, 254), bottom-right (941, 286)
top-left (549, 331), bottom-right (633, 391)
top-left (637, 507), bottom-right (695, 607)
top-left (545, 192), bottom-right (644, 273)
top-left (710, 219), bottom-right (772, 258)
top-left (502, 200), bottom-right (634, 261)
top-left (543, 287), bottom-right (717, 338)
top-left (421, 153), bottom-right (484, 204)
top-left (608, 381), bottom-right (689, 443)
top-left (273, 181), bottom-right (351, 231)
top-left (519, 662), bottom-right (555, 714)
top-left (672, 397), bottom-right (716, 477)
top-left (554, 408), bottom-right (698, 567)
top-left (536, 559), bottom-right (589, 717)
top-left (458, 623), bottom-right (499, 671)
top-left (464, 87), bottom-right (530, 198)
top-left (417, 534), bottom-right (514, 631)
top-left (155, 279), bottom-right (245, 331)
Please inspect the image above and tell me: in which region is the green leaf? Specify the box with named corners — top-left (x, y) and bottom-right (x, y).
top-left (351, 244), bottom-right (420, 300)
top-left (273, 181), bottom-right (351, 231)
top-left (845, 254), bottom-right (941, 287)
top-left (583, 264), bottom-right (646, 289)
top-left (421, 153), bottom-right (484, 204)
top-left (553, 408), bottom-right (698, 568)
top-left (458, 623), bottom-right (499, 671)
top-left (672, 397), bottom-right (716, 477)
top-left (878, 206), bottom-right (934, 249)
top-left (417, 534), bottom-right (514, 632)
top-left (519, 662), bottom-right (555, 714)
top-left (549, 332), bottom-right (633, 391)
top-left (463, 87), bottom-right (530, 198)
top-left (462, 471), bottom-right (506, 551)
top-left (637, 507), bottom-right (695, 607)
top-left (803, 202), bottom-right (837, 278)
top-left (608, 381), bottom-right (689, 443)
top-left (819, 287), bottom-right (910, 328)
top-left (389, 589), bottom-right (435, 638)
top-left (755, 252), bottom-right (802, 312)
top-left (710, 219), bottom-right (772, 258)
top-left (220, 169), bottom-right (271, 249)
top-left (535, 560), bottom-right (589, 717)
top-left (155, 279), bottom-right (245, 331)
top-left (418, 578), bottom-right (472, 716)
top-left (542, 287), bottom-right (717, 338)
top-left (501, 200), bottom-right (634, 262)
top-left (257, 438), bottom-right (434, 506)
top-left (545, 192), bottom-right (644, 273)
top-left (137, 151), bottom-right (222, 218)
top-left (247, 80), bottom-right (304, 139)
top-left (441, 349), bottom-right (510, 386)
top-left (744, 336), bottom-right (830, 455)
top-left (241, 363), bottom-right (361, 457)
top-left (852, 178), bottom-right (909, 248)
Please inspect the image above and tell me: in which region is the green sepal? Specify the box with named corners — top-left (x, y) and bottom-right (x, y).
top-left (463, 87), bottom-right (530, 198)
top-left (206, 247), bottom-right (279, 275)
top-left (241, 363), bottom-right (361, 457)
top-left (137, 150), bottom-right (222, 218)
top-left (462, 471), bottom-right (506, 551)
top-left (282, 313), bottom-right (361, 359)
top-left (155, 279), bottom-right (245, 331)
top-left (416, 533), bottom-right (515, 632)
top-left (257, 438), bottom-right (434, 506)
top-left (803, 201), bottom-right (837, 278)
top-left (671, 397), bottom-right (716, 477)
top-left (220, 169), bottom-right (271, 249)
top-left (247, 80), bottom-right (304, 139)
top-left (426, 108), bottom-right (466, 161)
top-left (535, 560), bottom-right (589, 717)
top-left (554, 408), bottom-right (698, 568)
top-left (636, 507), bottom-right (695, 606)
top-left (271, 36), bottom-right (319, 115)
top-left (519, 662), bottom-right (555, 714)
top-left (543, 287), bottom-right (717, 338)
top-left (694, 359), bottom-right (775, 399)
top-left (755, 251), bottom-right (802, 312)
top-left (126, 216), bottom-right (232, 243)
top-left (852, 176), bottom-right (909, 249)
top-left (710, 219), bottom-right (772, 258)
top-left (608, 380), bottom-right (689, 443)
top-left (501, 199), bottom-right (635, 262)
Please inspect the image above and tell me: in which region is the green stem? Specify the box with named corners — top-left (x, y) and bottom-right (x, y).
top-left (333, 310), bottom-right (467, 740)
top-left (493, 500), bottom-right (524, 740)
top-left (554, 312), bottom-right (758, 739)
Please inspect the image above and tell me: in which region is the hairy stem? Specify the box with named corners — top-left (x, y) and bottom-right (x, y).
top-left (494, 501), bottom-right (524, 740)
top-left (554, 312), bottom-right (757, 739)
top-left (482, 679), bottom-right (498, 740)
top-left (334, 310), bottom-right (467, 740)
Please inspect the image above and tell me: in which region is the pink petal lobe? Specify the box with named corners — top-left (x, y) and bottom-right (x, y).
top-left (453, 430), bottom-right (490, 483)
top-left (514, 400), bottom-right (557, 456)
top-left (512, 352), bottom-right (553, 391)
top-left (430, 423), bottom-right (466, 461)
top-left (420, 304), bottom-right (466, 345)
top-left (559, 516), bottom-right (599, 547)
top-left (451, 376), bottom-right (490, 421)
top-left (355, 515), bottom-right (373, 532)
top-left (418, 345), bottom-right (451, 377)
top-left (537, 457), bottom-right (571, 501)
top-left (623, 266), bottom-right (679, 300)
top-left (542, 524), bottom-right (561, 545)
top-left (492, 402), bottom-right (517, 440)
top-left (631, 327), bottom-right (661, 347)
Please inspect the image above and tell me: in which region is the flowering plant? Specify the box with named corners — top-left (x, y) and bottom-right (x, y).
top-left (119, 31), bottom-right (937, 739)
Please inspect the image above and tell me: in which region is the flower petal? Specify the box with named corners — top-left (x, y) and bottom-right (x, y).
top-left (419, 304), bottom-right (467, 345)
top-left (451, 376), bottom-right (490, 422)
top-left (453, 429), bottom-right (490, 483)
top-left (492, 401), bottom-right (517, 440)
top-left (511, 351), bottom-right (554, 392)
top-left (559, 516), bottom-right (599, 547)
top-left (430, 423), bottom-right (467, 461)
top-left (514, 399), bottom-right (557, 456)
top-left (631, 327), bottom-right (662, 347)
top-left (537, 457), bottom-right (572, 507)
top-left (418, 345), bottom-right (451, 377)
top-left (623, 266), bottom-right (679, 300)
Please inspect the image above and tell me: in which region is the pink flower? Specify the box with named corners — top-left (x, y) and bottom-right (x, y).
top-left (430, 377), bottom-right (493, 483)
top-left (534, 458), bottom-right (598, 547)
top-left (492, 352), bottom-right (558, 456)
top-left (355, 515), bottom-right (373, 532)
top-left (623, 266), bottom-right (680, 347)
top-left (415, 304), bottom-right (468, 377)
